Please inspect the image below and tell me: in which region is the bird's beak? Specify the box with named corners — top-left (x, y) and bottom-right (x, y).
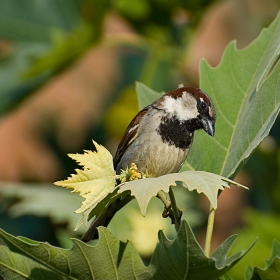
top-left (201, 117), bottom-right (215, 137)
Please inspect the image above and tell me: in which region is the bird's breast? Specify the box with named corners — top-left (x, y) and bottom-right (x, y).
top-left (116, 131), bottom-right (191, 177)
top-left (115, 111), bottom-right (194, 177)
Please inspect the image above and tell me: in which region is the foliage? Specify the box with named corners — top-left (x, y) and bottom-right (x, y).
top-left (0, 5), bottom-right (280, 280)
top-left (119, 171), bottom-right (246, 214)
top-left (150, 221), bottom-right (255, 280)
top-left (0, 220), bottom-right (255, 280)
top-left (0, 0), bottom-right (91, 114)
top-left (249, 240), bottom-right (280, 280)
top-left (54, 141), bottom-right (115, 215)
top-left (55, 140), bottom-right (246, 230)
top-left (226, 209), bottom-right (280, 279)
top-left (0, 0), bottom-right (212, 116)
top-left (134, 11), bottom-right (280, 178)
top-left (0, 183), bottom-right (82, 231)
top-left (184, 11), bottom-right (280, 179)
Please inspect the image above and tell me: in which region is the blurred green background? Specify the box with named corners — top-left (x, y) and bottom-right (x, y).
top-left (0, 0), bottom-right (279, 278)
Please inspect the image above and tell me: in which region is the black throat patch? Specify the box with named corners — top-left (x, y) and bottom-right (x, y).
top-left (157, 116), bottom-right (201, 150)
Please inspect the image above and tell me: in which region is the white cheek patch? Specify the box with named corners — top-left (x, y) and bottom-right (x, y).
top-left (161, 95), bottom-right (177, 113)
top-left (162, 92), bottom-right (199, 120)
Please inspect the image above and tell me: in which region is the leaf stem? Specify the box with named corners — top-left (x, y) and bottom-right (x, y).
top-left (169, 187), bottom-right (181, 232)
top-left (157, 190), bottom-right (171, 209)
top-left (204, 205), bottom-right (215, 257)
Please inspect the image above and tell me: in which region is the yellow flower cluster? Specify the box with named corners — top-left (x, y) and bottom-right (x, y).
top-left (117, 163), bottom-right (149, 183)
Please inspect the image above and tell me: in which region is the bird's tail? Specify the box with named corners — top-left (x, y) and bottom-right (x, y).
top-left (81, 210), bottom-right (109, 242)
top-left (81, 195), bottom-right (133, 242)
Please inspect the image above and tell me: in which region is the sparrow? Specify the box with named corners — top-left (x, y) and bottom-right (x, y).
top-left (82, 86), bottom-right (216, 242)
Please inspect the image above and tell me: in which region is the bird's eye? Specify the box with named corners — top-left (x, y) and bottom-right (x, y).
top-left (199, 101), bottom-right (208, 111)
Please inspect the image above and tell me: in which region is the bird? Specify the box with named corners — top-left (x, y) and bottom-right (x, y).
top-left (81, 86), bottom-right (216, 242)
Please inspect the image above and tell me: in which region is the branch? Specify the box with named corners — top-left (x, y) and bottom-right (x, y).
top-left (157, 188), bottom-right (182, 232)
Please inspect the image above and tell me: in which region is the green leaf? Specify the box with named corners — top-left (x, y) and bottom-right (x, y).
top-left (266, 240), bottom-right (280, 265)
top-left (0, 183), bottom-right (82, 231)
top-left (150, 220), bottom-right (255, 280)
top-left (230, 209), bottom-right (280, 280)
top-left (21, 0), bottom-right (110, 79)
top-left (0, 227), bottom-right (151, 280)
top-left (119, 171), bottom-right (247, 214)
top-left (0, 0), bottom-right (82, 41)
top-left (135, 81), bottom-right (163, 110)
top-left (211, 235), bottom-right (256, 269)
top-left (220, 274), bottom-right (234, 280)
top-left (0, 42), bottom-right (49, 116)
top-left (0, 0), bottom-right (83, 116)
top-left (250, 240), bottom-right (280, 280)
top-left (251, 258), bottom-right (280, 280)
top-left (0, 220), bottom-right (255, 280)
top-left (182, 12), bottom-right (280, 178)
top-left (22, 24), bottom-right (95, 79)
top-left (0, 246), bottom-right (62, 280)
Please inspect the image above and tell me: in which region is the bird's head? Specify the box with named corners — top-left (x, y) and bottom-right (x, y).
top-left (155, 86), bottom-right (216, 137)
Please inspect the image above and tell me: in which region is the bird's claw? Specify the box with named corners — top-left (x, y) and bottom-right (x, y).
top-left (161, 206), bottom-right (182, 224)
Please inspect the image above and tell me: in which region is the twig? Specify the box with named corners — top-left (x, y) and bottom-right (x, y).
top-left (168, 187), bottom-right (181, 232)
top-left (204, 205), bottom-right (216, 257)
top-left (157, 190), bottom-right (171, 209)
top-left (157, 188), bottom-right (182, 232)
top-left (157, 189), bottom-right (174, 222)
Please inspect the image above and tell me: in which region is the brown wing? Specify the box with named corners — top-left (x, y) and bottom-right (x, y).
top-left (113, 107), bottom-right (149, 170)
